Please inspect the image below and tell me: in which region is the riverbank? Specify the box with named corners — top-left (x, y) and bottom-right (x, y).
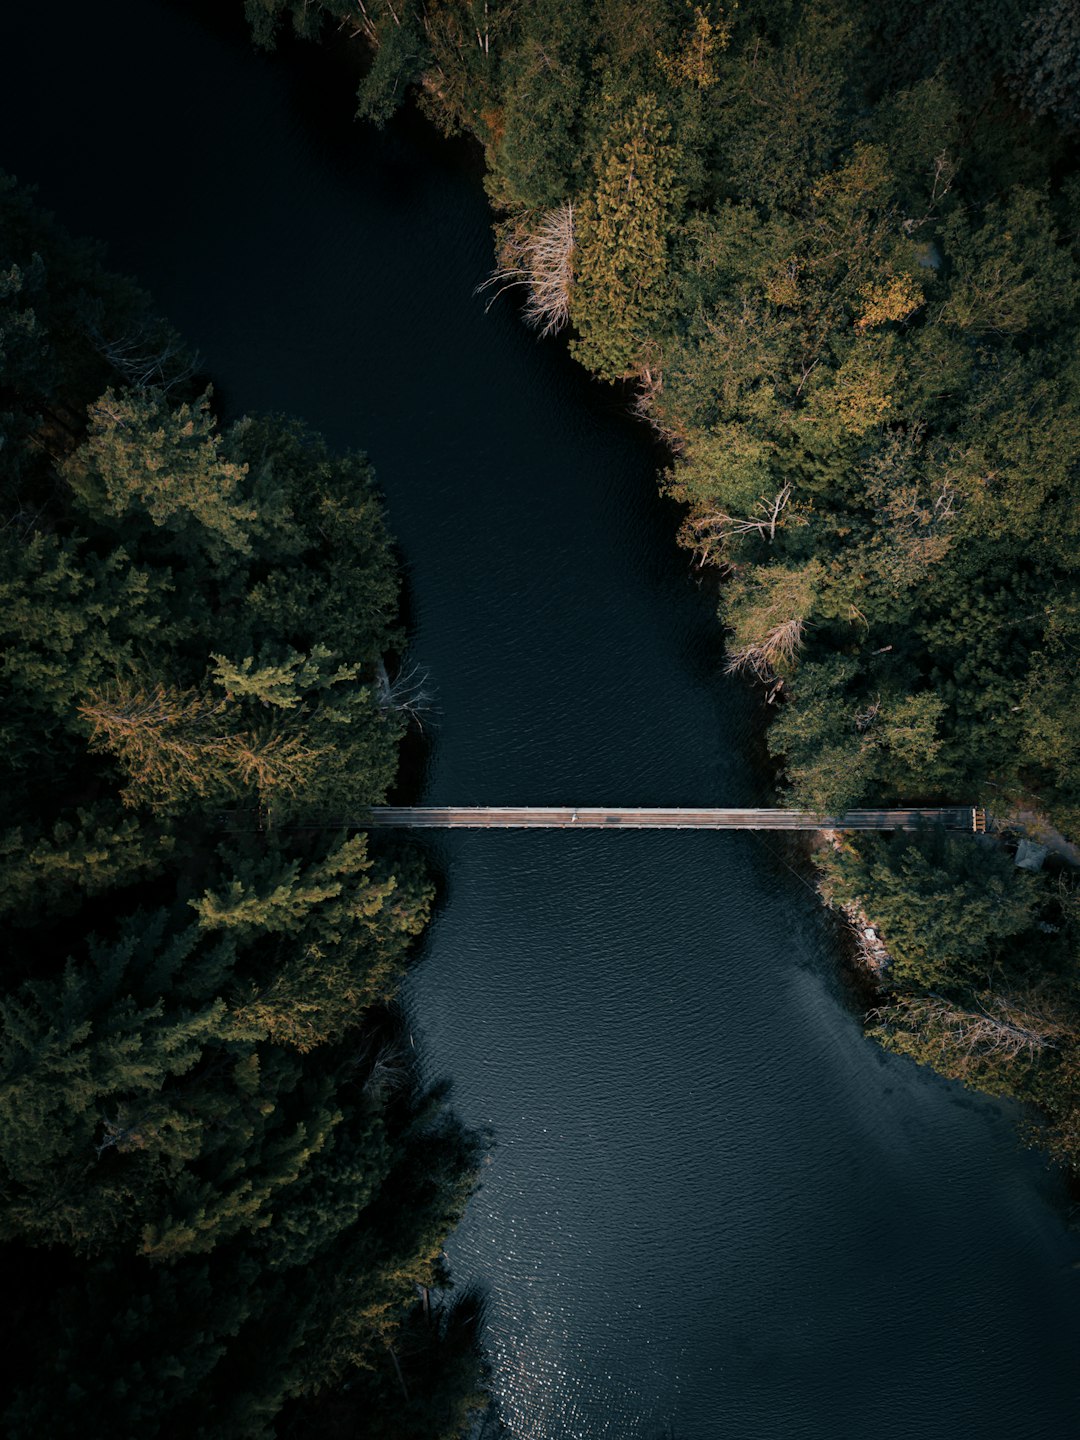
top-left (293, 0), bottom-right (1079, 1182)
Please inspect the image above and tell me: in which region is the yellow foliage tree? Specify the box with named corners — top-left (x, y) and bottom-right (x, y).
top-left (78, 679), bottom-right (326, 810)
top-left (856, 272), bottom-right (924, 328)
top-left (571, 94), bottom-right (682, 379)
top-left (657, 3), bottom-right (732, 90)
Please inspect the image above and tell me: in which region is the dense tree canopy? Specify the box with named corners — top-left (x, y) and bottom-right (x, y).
top-left (0, 177), bottom-right (483, 1438)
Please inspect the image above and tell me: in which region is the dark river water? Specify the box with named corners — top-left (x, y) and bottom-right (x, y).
top-left (3, 4), bottom-right (1079, 1435)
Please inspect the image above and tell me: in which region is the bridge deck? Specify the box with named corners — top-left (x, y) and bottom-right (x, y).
top-left (361, 807), bottom-right (979, 831)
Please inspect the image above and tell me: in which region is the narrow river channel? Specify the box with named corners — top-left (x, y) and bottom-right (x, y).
top-left (3, 4), bottom-right (1078, 1435)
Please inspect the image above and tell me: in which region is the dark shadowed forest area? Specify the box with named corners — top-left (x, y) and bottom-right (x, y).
top-left (0, 177), bottom-right (485, 1437)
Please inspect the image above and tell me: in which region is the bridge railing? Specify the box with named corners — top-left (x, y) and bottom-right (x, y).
top-left (354, 806), bottom-right (981, 831)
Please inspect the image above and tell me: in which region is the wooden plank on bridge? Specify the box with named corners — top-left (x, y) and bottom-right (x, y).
top-left (357, 806), bottom-right (978, 831)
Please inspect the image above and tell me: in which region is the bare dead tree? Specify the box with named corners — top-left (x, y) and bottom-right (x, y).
top-left (478, 203), bottom-right (575, 338)
top-left (883, 475), bottom-right (957, 535)
top-left (361, 1040), bottom-right (410, 1103)
top-left (902, 151), bottom-right (957, 235)
top-left (871, 991), bottom-right (1068, 1064)
top-left (375, 659), bottom-right (433, 730)
top-left (84, 315), bottom-right (200, 395)
top-left (347, 1), bottom-right (379, 42)
top-left (932, 475), bottom-right (957, 522)
top-left (633, 367), bottom-right (690, 449)
top-left (724, 616), bottom-right (804, 681)
top-left (632, 360), bottom-right (663, 412)
top-left (678, 509), bottom-right (731, 568)
top-left (846, 913), bottom-right (892, 973)
top-left (679, 484), bottom-right (793, 567)
top-left (854, 696), bottom-right (882, 732)
top-left (752, 483), bottom-right (793, 542)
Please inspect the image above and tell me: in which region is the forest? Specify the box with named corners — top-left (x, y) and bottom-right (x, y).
top-left (3, 2), bottom-right (1079, 1435)
top-left (0, 178), bottom-right (485, 1435)
top-left (245, 0), bottom-right (1080, 1167)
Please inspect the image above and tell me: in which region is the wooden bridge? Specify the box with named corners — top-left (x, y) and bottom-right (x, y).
top-left (360, 806), bottom-right (985, 831)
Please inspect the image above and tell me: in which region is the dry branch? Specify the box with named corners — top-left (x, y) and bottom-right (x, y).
top-left (871, 991), bottom-right (1068, 1064)
top-left (679, 485), bottom-right (794, 568)
top-left (724, 616), bottom-right (804, 681)
top-left (478, 204), bottom-right (575, 338)
top-left (375, 659), bottom-right (433, 730)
